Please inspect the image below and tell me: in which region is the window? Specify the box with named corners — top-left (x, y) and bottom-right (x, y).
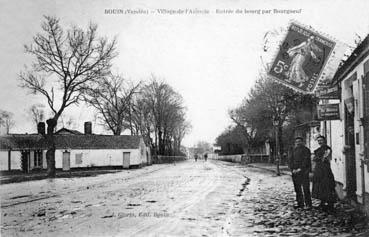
top-left (75, 153), bottom-right (83, 165)
top-left (34, 150), bottom-right (43, 167)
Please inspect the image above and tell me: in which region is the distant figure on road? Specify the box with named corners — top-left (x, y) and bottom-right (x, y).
top-left (312, 135), bottom-right (336, 211)
top-left (288, 137), bottom-right (312, 209)
top-left (204, 153), bottom-right (208, 162)
top-left (194, 154), bottom-right (198, 162)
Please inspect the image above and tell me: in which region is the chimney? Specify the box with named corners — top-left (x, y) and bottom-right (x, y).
top-left (84, 122), bottom-right (92, 135)
top-left (46, 119), bottom-right (57, 135)
top-left (37, 122), bottom-right (45, 135)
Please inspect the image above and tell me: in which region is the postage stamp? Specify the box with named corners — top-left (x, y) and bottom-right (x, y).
top-left (268, 22), bottom-right (337, 94)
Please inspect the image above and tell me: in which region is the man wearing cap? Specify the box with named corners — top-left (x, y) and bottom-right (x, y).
top-left (289, 136), bottom-right (312, 209)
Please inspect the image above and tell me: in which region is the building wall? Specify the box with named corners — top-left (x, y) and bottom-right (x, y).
top-left (1, 139), bottom-right (150, 171)
top-left (54, 148), bottom-right (143, 169)
top-left (356, 56), bottom-right (369, 198)
top-left (43, 150), bottom-right (47, 169)
top-left (329, 120), bottom-right (345, 186)
top-left (0, 151), bottom-right (9, 170)
top-left (308, 126), bottom-right (321, 152)
top-left (320, 100), bottom-right (346, 189)
top-left (0, 151), bottom-right (21, 171)
top-left (139, 138), bottom-right (149, 164)
top-left (336, 55), bottom-right (369, 205)
top-left (346, 57), bottom-right (369, 201)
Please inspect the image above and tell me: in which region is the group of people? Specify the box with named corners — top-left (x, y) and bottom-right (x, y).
top-left (289, 135), bottom-right (337, 211)
top-left (194, 153), bottom-right (208, 162)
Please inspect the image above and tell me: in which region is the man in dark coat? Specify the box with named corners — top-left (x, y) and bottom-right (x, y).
top-left (289, 137), bottom-right (312, 209)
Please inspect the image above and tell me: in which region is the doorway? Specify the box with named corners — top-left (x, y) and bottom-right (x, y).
top-left (123, 152), bottom-right (130, 169)
top-left (62, 151), bottom-right (70, 171)
top-left (21, 151), bottom-right (30, 173)
top-left (345, 97), bottom-right (357, 200)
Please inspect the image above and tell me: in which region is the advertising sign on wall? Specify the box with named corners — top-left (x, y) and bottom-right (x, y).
top-left (317, 103), bottom-right (340, 120)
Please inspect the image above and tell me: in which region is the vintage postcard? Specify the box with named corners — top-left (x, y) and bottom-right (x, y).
top-left (0, 0), bottom-right (369, 236)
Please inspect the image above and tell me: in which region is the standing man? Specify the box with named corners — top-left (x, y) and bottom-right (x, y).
top-left (204, 153), bottom-right (208, 162)
top-left (289, 136), bottom-right (312, 209)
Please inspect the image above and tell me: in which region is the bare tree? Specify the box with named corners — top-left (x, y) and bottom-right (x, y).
top-left (58, 114), bottom-right (77, 130)
top-left (0, 110), bottom-right (15, 134)
top-left (215, 125), bottom-right (246, 155)
top-left (131, 77), bottom-right (190, 156)
top-left (19, 16), bottom-right (117, 177)
top-left (83, 73), bottom-right (141, 135)
top-left (172, 119), bottom-right (192, 155)
top-left (28, 104), bottom-right (45, 127)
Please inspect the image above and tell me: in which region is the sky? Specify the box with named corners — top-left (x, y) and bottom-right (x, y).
top-left (0, 0), bottom-right (368, 147)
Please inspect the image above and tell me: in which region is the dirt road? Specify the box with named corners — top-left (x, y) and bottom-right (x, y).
top-left (1, 160), bottom-right (368, 237)
top-left (1, 161), bottom-right (248, 237)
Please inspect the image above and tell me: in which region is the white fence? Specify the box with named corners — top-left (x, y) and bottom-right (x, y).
top-left (213, 154), bottom-right (270, 164)
top-left (213, 154), bottom-right (246, 164)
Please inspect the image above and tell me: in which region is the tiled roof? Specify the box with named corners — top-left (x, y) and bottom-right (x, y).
top-left (0, 134), bottom-right (47, 150)
top-left (0, 134), bottom-right (142, 150)
top-left (53, 135), bottom-right (141, 149)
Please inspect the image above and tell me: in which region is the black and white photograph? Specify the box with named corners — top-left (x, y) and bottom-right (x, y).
top-left (1, 0), bottom-right (369, 236)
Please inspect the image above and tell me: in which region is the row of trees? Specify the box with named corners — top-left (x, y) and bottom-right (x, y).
top-left (17, 16), bottom-right (190, 176)
top-left (216, 74), bottom-right (318, 158)
top-left (84, 74), bottom-right (191, 157)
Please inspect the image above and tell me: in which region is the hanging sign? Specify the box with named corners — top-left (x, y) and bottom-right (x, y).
top-left (315, 85), bottom-right (340, 99)
top-left (317, 103), bottom-right (340, 120)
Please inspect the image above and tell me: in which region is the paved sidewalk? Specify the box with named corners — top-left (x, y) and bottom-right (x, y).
top-left (224, 163), bottom-right (369, 236)
top-left (242, 162), bottom-right (369, 236)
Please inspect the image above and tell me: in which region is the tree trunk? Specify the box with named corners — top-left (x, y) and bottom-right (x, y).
top-left (278, 125), bottom-right (283, 160)
top-left (46, 118), bottom-right (57, 177)
top-left (46, 148), bottom-right (56, 177)
top-left (158, 130), bottom-right (163, 155)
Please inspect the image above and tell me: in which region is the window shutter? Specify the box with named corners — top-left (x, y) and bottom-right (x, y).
top-left (363, 60), bottom-right (369, 170)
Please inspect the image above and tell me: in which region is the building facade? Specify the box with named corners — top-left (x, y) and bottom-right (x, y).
top-left (0, 123), bottom-right (152, 172)
top-left (322, 35), bottom-right (369, 214)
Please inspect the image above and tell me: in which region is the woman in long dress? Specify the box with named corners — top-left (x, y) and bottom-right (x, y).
top-left (312, 135), bottom-right (336, 211)
top-left (286, 36), bottom-right (322, 87)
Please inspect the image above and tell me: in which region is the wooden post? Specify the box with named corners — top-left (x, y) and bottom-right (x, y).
top-left (276, 126), bottom-right (281, 176)
top-left (8, 150), bottom-right (11, 171)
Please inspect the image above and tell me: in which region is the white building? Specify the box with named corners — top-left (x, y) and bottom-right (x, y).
top-left (323, 34), bottom-right (369, 214)
top-left (0, 123), bottom-right (151, 172)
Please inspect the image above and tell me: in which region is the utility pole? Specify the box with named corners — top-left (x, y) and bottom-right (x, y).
top-left (273, 116), bottom-right (281, 176)
top-left (276, 125), bottom-right (281, 176)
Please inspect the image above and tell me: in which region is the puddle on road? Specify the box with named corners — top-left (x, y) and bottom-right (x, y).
top-left (9, 194), bottom-right (32, 200)
top-left (146, 200), bottom-right (157, 203)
